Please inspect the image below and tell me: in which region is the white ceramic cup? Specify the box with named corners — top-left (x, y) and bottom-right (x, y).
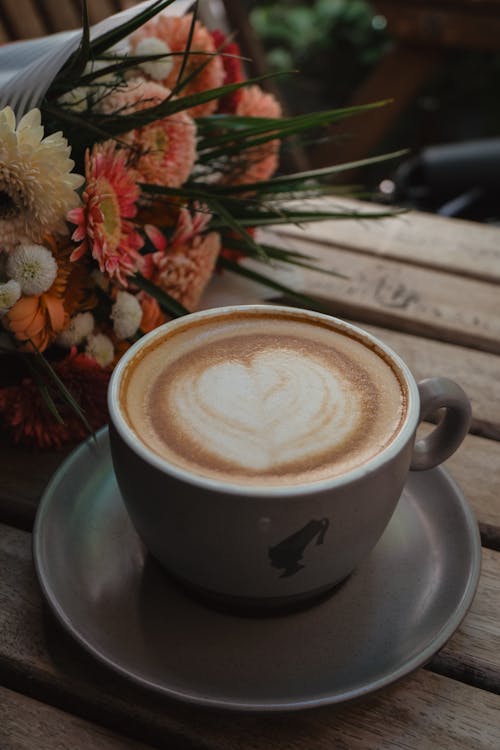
top-left (108, 305), bottom-right (472, 610)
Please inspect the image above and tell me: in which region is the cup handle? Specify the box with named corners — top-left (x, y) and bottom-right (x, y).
top-left (410, 377), bottom-right (472, 471)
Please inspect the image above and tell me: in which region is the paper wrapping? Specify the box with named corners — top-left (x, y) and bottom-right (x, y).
top-left (0, 0), bottom-right (193, 116)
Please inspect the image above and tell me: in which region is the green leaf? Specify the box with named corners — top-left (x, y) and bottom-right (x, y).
top-left (22, 355), bottom-right (65, 424)
top-left (90, 0), bottom-right (177, 57)
top-left (210, 198), bottom-right (270, 262)
top-left (204, 150), bottom-right (408, 196)
top-left (55, 0), bottom-right (92, 84)
top-left (221, 238), bottom-right (348, 279)
top-left (131, 273), bottom-right (190, 318)
top-left (218, 256), bottom-right (329, 312)
top-left (29, 345), bottom-right (95, 438)
top-left (174, 0), bottom-right (198, 91)
top-left (196, 100), bottom-right (391, 160)
top-left (88, 71), bottom-right (284, 136)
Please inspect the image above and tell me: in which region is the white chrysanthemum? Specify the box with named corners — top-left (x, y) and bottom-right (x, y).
top-left (111, 290), bottom-right (142, 339)
top-left (134, 37), bottom-right (173, 80)
top-left (6, 243), bottom-right (58, 295)
top-left (57, 311), bottom-right (95, 348)
top-left (0, 279), bottom-right (21, 315)
top-left (86, 333), bottom-right (114, 368)
top-left (57, 87), bottom-right (89, 113)
top-left (0, 106), bottom-right (83, 248)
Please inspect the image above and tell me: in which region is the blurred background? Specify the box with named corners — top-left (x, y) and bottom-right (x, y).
top-left (223, 0), bottom-right (500, 223)
top-left (2, 0), bottom-right (500, 222)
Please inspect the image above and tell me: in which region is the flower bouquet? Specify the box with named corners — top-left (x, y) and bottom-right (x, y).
top-left (0, 0), bottom-right (398, 449)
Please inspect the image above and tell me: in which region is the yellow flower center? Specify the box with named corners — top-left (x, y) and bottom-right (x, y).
top-left (97, 177), bottom-right (121, 250)
top-left (142, 126), bottom-right (170, 156)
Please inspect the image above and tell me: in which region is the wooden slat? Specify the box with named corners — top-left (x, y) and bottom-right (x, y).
top-left (0, 436), bottom-right (70, 531)
top-left (0, 17), bottom-right (9, 42)
top-left (309, 44), bottom-right (442, 170)
top-left (36, 0), bottom-right (81, 33)
top-left (431, 548), bottom-right (500, 692)
top-left (423, 429), bottom-right (500, 538)
top-left (442, 434), bottom-right (500, 539)
top-left (357, 323), bottom-right (500, 440)
top-left (1, 0), bottom-right (46, 39)
top-left (262, 230), bottom-right (500, 354)
top-left (276, 198), bottom-right (500, 283)
top-left (0, 685), bottom-right (154, 750)
top-left (0, 523), bottom-right (499, 749)
top-left (85, 0), bottom-right (122, 25)
top-left (376, 0), bottom-right (500, 51)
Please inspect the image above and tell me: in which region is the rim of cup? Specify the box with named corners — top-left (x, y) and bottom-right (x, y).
top-left (108, 305), bottom-right (420, 497)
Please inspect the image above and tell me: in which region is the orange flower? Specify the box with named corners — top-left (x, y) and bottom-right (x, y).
top-left (138, 292), bottom-right (167, 333)
top-left (131, 14), bottom-right (224, 117)
top-left (4, 293), bottom-right (66, 351)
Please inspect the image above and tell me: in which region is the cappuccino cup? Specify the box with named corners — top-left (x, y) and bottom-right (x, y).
top-left (108, 305), bottom-right (471, 609)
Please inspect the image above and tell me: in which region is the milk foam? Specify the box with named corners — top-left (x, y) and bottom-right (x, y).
top-left (169, 348), bottom-right (361, 471)
top-left (121, 313), bottom-right (407, 485)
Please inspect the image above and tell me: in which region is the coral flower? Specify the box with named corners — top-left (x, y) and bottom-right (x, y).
top-left (146, 231), bottom-right (221, 311)
top-left (99, 79), bottom-right (196, 189)
top-left (130, 14), bottom-right (224, 117)
top-left (228, 86), bottom-right (282, 185)
top-left (0, 349), bottom-right (110, 448)
top-left (0, 106), bottom-right (83, 248)
top-left (67, 142), bottom-right (143, 286)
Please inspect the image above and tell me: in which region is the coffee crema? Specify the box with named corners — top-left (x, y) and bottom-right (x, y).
top-left (121, 312), bottom-right (408, 486)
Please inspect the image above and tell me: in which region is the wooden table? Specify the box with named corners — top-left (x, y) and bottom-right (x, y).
top-left (1, 200), bottom-right (500, 749)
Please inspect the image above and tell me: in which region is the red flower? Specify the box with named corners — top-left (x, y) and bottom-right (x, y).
top-left (211, 31), bottom-right (245, 113)
top-left (0, 350), bottom-right (110, 448)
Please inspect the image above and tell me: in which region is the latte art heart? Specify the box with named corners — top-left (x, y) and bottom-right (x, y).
top-left (122, 315), bottom-right (407, 485)
top-left (168, 350), bottom-right (362, 472)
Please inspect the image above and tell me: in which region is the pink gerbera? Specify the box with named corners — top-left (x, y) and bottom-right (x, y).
top-left (130, 14), bottom-right (225, 117)
top-left (98, 79), bottom-right (196, 188)
top-left (68, 142), bottom-right (143, 286)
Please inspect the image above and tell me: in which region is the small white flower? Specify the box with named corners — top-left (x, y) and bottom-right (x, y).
top-left (57, 312), bottom-right (95, 348)
top-left (134, 37), bottom-right (173, 80)
top-left (0, 279), bottom-right (21, 315)
top-left (111, 290), bottom-right (142, 339)
top-left (84, 59), bottom-right (116, 85)
top-left (6, 243), bottom-right (58, 296)
top-left (86, 333), bottom-right (114, 368)
top-left (57, 87), bottom-right (89, 112)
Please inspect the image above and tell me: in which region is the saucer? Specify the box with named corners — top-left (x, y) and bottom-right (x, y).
top-left (33, 428), bottom-right (481, 712)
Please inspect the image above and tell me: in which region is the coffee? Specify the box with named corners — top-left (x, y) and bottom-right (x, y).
top-left (120, 310), bottom-right (407, 486)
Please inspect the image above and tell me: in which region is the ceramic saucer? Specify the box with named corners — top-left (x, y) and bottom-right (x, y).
top-left (33, 427), bottom-right (481, 712)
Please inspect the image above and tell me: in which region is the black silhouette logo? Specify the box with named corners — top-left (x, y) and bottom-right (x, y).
top-left (268, 518), bottom-right (330, 577)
